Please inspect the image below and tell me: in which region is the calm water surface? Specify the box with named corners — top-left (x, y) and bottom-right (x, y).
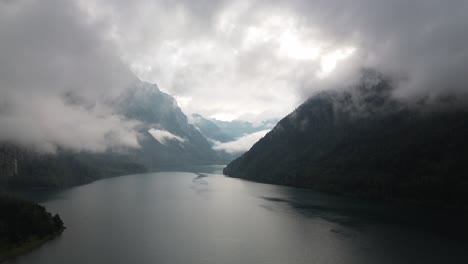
top-left (7, 166), bottom-right (468, 264)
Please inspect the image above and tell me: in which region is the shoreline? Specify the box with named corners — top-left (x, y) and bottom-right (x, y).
top-left (0, 229), bottom-right (64, 263)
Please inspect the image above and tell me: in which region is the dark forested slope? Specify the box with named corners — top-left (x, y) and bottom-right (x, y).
top-left (0, 193), bottom-right (64, 262)
top-left (0, 145), bottom-right (145, 190)
top-left (224, 72), bottom-right (468, 207)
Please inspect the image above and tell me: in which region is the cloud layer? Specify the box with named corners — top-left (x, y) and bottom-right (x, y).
top-left (2, 0), bottom-right (468, 152)
top-left (213, 129), bottom-right (270, 154)
top-left (82, 0), bottom-right (468, 121)
top-left (148, 128), bottom-right (186, 145)
top-left (0, 0), bottom-right (139, 152)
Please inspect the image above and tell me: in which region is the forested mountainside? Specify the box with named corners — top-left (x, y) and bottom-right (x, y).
top-left (0, 143), bottom-right (144, 190)
top-left (224, 71), bottom-right (468, 207)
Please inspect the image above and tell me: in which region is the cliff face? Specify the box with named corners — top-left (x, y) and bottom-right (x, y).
top-left (224, 73), bottom-right (468, 207)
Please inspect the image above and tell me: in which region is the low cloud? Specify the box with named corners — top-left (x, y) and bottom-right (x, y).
top-left (213, 129), bottom-right (270, 154)
top-left (1, 96), bottom-right (140, 153)
top-left (148, 129), bottom-right (186, 145)
top-left (0, 0), bottom-right (139, 152)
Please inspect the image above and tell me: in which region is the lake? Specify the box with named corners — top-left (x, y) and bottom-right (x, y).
top-left (7, 165), bottom-right (468, 264)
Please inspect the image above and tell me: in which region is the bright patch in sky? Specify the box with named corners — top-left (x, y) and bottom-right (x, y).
top-left (209, 113), bottom-right (238, 122)
top-left (317, 47), bottom-right (356, 78)
top-left (88, 1), bottom-right (359, 123)
top-left (279, 30), bottom-right (322, 60)
top-left (173, 95), bottom-right (192, 108)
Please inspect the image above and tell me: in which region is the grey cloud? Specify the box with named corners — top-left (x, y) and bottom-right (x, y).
top-left (0, 0), bottom-right (139, 152)
top-left (84, 0), bottom-right (468, 121)
top-left (285, 0), bottom-right (468, 98)
top-left (3, 0), bottom-right (467, 154)
top-left (84, 0), bottom-right (309, 121)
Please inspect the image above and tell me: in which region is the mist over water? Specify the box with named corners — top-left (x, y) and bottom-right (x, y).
top-left (8, 166), bottom-right (468, 264)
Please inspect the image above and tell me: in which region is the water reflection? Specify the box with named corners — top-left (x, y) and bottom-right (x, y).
top-left (190, 173), bottom-right (213, 196)
top-left (255, 183), bottom-right (468, 264)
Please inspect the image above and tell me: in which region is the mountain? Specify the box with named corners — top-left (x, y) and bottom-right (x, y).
top-left (224, 71), bottom-right (468, 207)
top-left (115, 82), bottom-right (220, 169)
top-left (0, 80), bottom-right (221, 258)
top-left (211, 118), bottom-right (278, 139)
top-left (190, 114), bottom-right (233, 143)
top-left (190, 114), bottom-right (278, 161)
top-left (0, 80), bottom-right (221, 190)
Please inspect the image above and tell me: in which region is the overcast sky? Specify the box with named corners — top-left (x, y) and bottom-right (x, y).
top-left (82, 0), bottom-right (468, 121)
top-left (1, 0), bottom-right (468, 151)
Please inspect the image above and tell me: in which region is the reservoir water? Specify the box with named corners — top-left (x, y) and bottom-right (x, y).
top-left (7, 166), bottom-right (468, 264)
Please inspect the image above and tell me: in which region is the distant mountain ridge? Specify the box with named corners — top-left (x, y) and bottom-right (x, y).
top-left (190, 114), bottom-right (233, 143)
top-left (190, 114), bottom-right (278, 142)
top-left (224, 71), bottom-right (468, 207)
top-left (211, 118), bottom-right (278, 139)
top-left (190, 114), bottom-right (278, 161)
